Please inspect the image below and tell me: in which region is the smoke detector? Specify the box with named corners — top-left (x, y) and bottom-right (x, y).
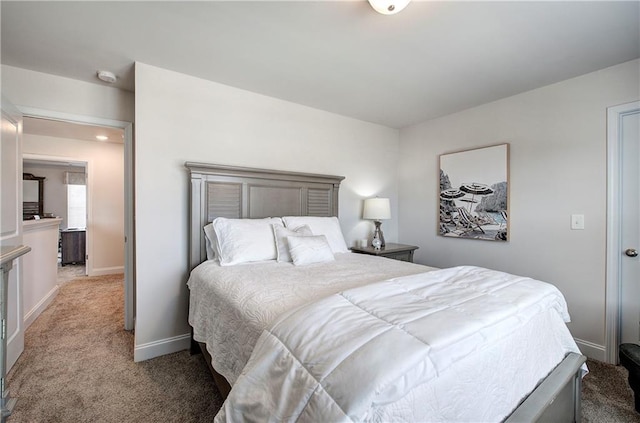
top-left (97, 70), bottom-right (117, 84)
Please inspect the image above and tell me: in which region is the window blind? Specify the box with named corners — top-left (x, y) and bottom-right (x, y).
top-left (64, 172), bottom-right (86, 185)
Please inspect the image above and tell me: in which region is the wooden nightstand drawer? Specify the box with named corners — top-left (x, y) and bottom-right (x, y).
top-left (382, 251), bottom-right (414, 262)
top-left (351, 242), bottom-right (418, 263)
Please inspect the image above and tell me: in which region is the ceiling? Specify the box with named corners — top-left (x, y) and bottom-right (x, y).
top-left (23, 117), bottom-right (124, 144)
top-left (2, 1), bottom-right (639, 128)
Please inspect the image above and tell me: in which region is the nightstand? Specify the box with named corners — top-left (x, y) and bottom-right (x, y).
top-left (351, 242), bottom-right (419, 263)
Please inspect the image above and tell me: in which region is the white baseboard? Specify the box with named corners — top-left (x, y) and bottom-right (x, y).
top-left (574, 338), bottom-right (606, 362)
top-left (24, 285), bottom-right (59, 330)
top-left (134, 333), bottom-right (191, 362)
top-left (89, 266), bottom-right (124, 276)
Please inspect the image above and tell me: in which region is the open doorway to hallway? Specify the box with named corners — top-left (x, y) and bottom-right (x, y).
top-left (21, 116), bottom-right (127, 317)
top-left (23, 157), bottom-right (89, 283)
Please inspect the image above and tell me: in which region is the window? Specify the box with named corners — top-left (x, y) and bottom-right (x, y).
top-left (67, 181), bottom-right (86, 229)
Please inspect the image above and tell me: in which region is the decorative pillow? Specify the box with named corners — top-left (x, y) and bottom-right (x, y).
top-left (273, 224), bottom-right (313, 262)
top-left (212, 217), bottom-right (283, 266)
top-left (282, 216), bottom-right (349, 254)
top-left (203, 222), bottom-right (218, 260)
top-left (287, 235), bottom-right (335, 266)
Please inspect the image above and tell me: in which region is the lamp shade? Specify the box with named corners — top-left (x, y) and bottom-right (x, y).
top-left (363, 198), bottom-right (391, 220)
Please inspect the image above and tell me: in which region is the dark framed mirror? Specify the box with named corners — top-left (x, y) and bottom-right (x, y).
top-left (23, 173), bottom-right (45, 220)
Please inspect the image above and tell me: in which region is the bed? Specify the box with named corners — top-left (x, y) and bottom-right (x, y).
top-left (186, 162), bottom-right (587, 422)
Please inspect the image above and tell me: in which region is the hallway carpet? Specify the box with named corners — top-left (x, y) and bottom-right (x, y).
top-left (7, 274), bottom-right (221, 422)
top-left (56, 263), bottom-right (86, 284)
top-left (6, 273), bottom-right (639, 422)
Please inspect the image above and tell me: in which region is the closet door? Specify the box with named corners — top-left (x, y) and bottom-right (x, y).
top-left (619, 106), bottom-right (639, 345)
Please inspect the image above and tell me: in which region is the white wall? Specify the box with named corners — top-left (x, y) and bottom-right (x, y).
top-left (2, 64), bottom-right (130, 272)
top-left (23, 164), bottom-right (84, 229)
top-left (23, 135), bottom-right (125, 276)
top-left (1, 65), bottom-right (134, 123)
top-left (22, 219), bottom-right (62, 329)
top-left (398, 59), bottom-right (640, 360)
top-left (134, 62), bottom-right (401, 360)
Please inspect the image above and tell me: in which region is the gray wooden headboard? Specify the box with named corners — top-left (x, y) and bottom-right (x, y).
top-left (186, 162), bottom-right (345, 270)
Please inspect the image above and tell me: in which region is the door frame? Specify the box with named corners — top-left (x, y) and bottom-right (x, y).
top-left (18, 106), bottom-right (135, 331)
top-left (605, 100), bottom-right (640, 364)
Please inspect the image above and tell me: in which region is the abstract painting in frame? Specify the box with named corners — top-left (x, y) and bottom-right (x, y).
top-left (439, 144), bottom-right (509, 241)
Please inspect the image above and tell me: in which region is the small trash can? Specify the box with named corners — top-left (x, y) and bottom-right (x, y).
top-left (619, 343), bottom-right (640, 413)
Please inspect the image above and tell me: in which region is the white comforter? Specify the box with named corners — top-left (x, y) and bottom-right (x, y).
top-left (188, 253), bottom-right (432, 385)
top-left (215, 266), bottom-right (582, 422)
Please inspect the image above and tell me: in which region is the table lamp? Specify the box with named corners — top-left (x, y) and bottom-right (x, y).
top-left (363, 197), bottom-right (391, 248)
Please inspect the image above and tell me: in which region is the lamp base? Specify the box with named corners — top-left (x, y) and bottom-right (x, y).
top-left (373, 220), bottom-right (386, 248)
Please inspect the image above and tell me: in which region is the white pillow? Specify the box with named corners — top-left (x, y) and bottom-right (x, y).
top-left (287, 235), bottom-right (335, 266)
top-left (282, 216), bottom-right (349, 254)
top-left (273, 224), bottom-right (313, 262)
top-left (212, 217), bottom-right (283, 266)
top-left (203, 223), bottom-right (218, 261)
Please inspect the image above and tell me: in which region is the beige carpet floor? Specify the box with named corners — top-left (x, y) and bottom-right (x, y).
top-left (56, 263), bottom-right (86, 284)
top-left (582, 358), bottom-right (640, 423)
top-left (7, 274), bottom-right (222, 422)
top-left (6, 273), bottom-right (640, 422)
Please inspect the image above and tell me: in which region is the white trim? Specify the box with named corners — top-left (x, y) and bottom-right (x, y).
top-left (89, 266), bottom-right (125, 276)
top-left (22, 217), bottom-right (63, 233)
top-left (85, 160), bottom-right (94, 276)
top-left (605, 100), bottom-right (640, 364)
top-left (133, 333), bottom-right (191, 362)
top-left (23, 152), bottom-right (84, 165)
top-left (123, 123), bottom-right (134, 331)
top-left (17, 106), bottom-right (129, 130)
top-left (574, 338), bottom-right (606, 362)
top-left (23, 285), bottom-right (59, 330)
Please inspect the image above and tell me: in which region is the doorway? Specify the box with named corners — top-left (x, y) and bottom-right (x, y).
top-left (19, 112), bottom-right (134, 332)
top-left (22, 157), bottom-right (88, 283)
top-left (605, 100), bottom-right (640, 364)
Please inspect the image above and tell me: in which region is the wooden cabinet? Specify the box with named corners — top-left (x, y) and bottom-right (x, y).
top-left (60, 229), bottom-right (86, 265)
top-left (351, 242), bottom-right (419, 263)
top-left (23, 173), bottom-right (45, 220)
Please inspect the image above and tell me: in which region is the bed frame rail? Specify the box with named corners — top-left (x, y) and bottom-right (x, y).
top-left (505, 352), bottom-right (586, 423)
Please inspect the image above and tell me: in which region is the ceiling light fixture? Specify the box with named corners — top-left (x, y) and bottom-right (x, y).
top-left (368, 0), bottom-right (410, 15)
top-left (96, 135), bottom-right (109, 141)
top-left (97, 70), bottom-right (117, 84)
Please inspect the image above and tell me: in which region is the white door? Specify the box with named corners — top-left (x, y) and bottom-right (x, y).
top-left (0, 97), bottom-right (25, 370)
top-left (619, 106), bottom-right (639, 345)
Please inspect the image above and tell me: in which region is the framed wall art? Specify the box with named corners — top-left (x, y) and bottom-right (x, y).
top-left (439, 143), bottom-right (509, 241)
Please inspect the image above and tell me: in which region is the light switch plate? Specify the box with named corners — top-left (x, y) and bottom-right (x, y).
top-left (571, 214), bottom-right (585, 230)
